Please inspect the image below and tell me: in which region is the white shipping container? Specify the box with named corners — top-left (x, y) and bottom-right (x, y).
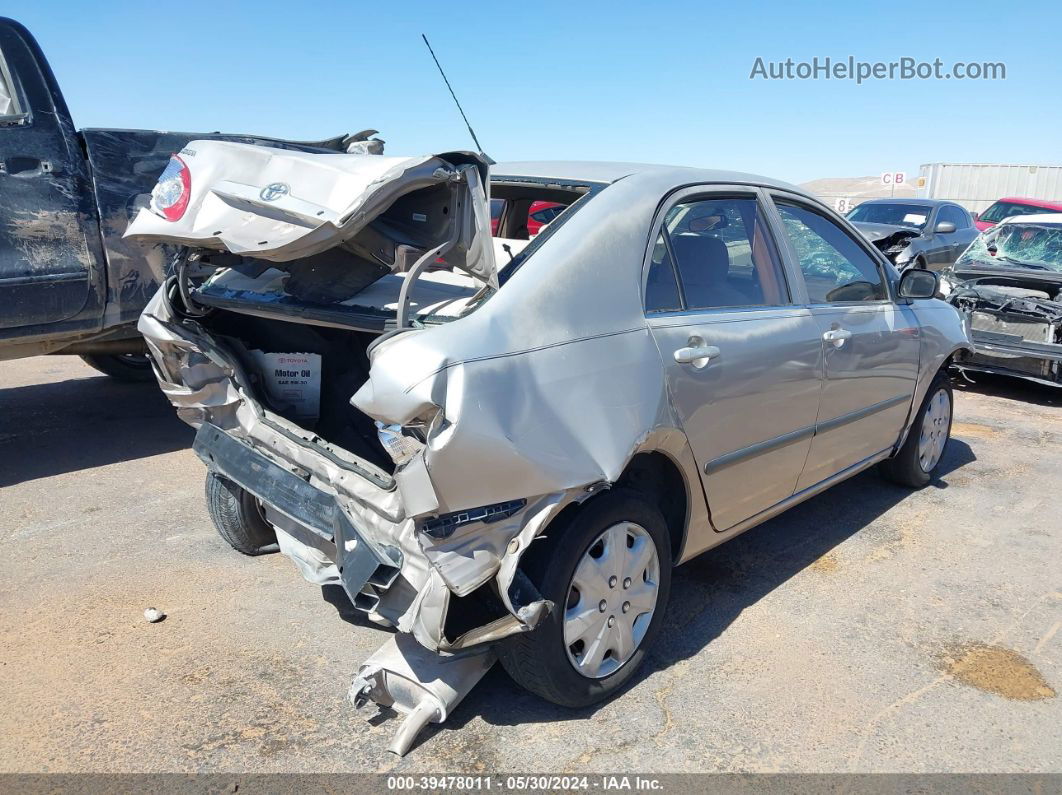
top-left (917, 163), bottom-right (1062, 214)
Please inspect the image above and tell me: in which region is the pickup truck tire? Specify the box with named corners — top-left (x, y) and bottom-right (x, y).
top-left (879, 371), bottom-right (953, 488)
top-left (498, 489), bottom-right (671, 708)
top-left (204, 472), bottom-right (279, 555)
top-left (79, 353), bottom-right (156, 382)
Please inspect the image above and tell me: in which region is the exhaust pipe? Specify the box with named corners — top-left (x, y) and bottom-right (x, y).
top-left (349, 634), bottom-right (495, 756)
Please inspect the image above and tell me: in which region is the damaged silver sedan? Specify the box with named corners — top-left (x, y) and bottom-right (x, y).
top-left (126, 147), bottom-right (972, 754)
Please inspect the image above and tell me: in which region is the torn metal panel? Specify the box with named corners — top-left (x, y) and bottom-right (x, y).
top-left (81, 128), bottom-right (371, 330)
top-left (350, 634), bottom-right (495, 756)
top-left (124, 142), bottom-right (496, 287)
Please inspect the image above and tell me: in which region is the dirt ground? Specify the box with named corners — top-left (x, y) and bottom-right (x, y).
top-left (1, 355), bottom-right (1059, 773)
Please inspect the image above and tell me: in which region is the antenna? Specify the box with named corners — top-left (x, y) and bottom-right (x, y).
top-left (421, 34), bottom-right (484, 154)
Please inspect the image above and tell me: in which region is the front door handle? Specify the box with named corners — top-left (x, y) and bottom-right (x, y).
top-left (822, 328), bottom-right (852, 348)
top-left (674, 345), bottom-right (721, 367)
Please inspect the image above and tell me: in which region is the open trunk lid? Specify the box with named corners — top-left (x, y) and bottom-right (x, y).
top-left (124, 141), bottom-right (497, 289)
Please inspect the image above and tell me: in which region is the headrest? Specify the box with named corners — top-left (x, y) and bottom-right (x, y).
top-left (670, 234), bottom-right (730, 281)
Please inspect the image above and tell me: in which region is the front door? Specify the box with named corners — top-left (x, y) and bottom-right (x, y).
top-left (644, 190), bottom-right (824, 534)
top-left (0, 20), bottom-right (100, 334)
top-left (769, 197), bottom-right (920, 490)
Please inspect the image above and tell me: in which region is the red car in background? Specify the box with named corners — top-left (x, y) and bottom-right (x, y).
top-left (490, 198), bottom-right (565, 236)
top-left (974, 197), bottom-right (1062, 231)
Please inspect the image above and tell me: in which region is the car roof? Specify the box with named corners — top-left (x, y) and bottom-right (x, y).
top-left (491, 160), bottom-right (805, 193)
top-left (999, 212), bottom-right (1062, 226)
top-left (856, 197), bottom-right (950, 207)
top-left (994, 197), bottom-right (1062, 209)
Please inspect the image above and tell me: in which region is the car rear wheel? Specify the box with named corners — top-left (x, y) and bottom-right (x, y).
top-left (204, 471), bottom-right (279, 555)
top-left (879, 371), bottom-right (953, 488)
top-left (498, 489), bottom-right (671, 707)
top-left (79, 352), bottom-right (156, 382)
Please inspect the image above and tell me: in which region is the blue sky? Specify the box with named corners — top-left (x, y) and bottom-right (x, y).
top-left (8, 0), bottom-right (1060, 183)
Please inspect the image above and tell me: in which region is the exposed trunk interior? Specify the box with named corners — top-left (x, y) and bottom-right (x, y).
top-left (173, 180), bottom-right (595, 474)
top-left (203, 310), bottom-right (394, 473)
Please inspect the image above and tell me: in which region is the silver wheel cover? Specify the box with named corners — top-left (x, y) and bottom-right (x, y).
top-left (563, 521), bottom-right (660, 679)
top-left (918, 387), bottom-right (951, 473)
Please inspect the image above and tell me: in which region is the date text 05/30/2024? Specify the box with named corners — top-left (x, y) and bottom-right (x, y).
top-left (386, 775), bottom-right (665, 791)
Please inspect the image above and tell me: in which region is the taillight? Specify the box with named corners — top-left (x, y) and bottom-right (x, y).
top-left (152, 155), bottom-right (191, 221)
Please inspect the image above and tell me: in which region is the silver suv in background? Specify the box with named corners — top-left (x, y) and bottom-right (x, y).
top-left (127, 150), bottom-right (973, 754)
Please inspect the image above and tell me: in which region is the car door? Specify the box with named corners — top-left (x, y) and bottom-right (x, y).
top-left (767, 194), bottom-right (920, 490)
top-left (0, 20), bottom-right (101, 334)
top-left (941, 204), bottom-right (978, 262)
top-left (645, 188), bottom-right (824, 533)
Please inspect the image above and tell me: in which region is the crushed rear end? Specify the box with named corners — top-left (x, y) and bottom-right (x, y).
top-left (127, 141), bottom-right (560, 753)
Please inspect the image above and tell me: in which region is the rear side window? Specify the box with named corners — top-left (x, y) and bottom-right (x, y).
top-left (775, 201), bottom-right (886, 303)
top-left (645, 196), bottom-right (788, 312)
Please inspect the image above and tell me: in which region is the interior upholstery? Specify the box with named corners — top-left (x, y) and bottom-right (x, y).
top-left (670, 233), bottom-right (750, 307)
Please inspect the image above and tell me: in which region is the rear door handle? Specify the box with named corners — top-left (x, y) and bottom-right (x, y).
top-left (673, 345), bottom-right (721, 366)
top-left (822, 328), bottom-right (852, 348)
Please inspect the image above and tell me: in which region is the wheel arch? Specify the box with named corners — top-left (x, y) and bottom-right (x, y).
top-left (614, 451), bottom-right (689, 565)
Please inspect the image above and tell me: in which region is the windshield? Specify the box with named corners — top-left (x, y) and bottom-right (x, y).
top-left (847, 203), bottom-right (930, 229)
top-left (956, 222), bottom-right (1062, 273)
top-left (978, 200), bottom-right (1057, 224)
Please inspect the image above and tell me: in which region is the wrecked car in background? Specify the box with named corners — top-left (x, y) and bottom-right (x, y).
top-left (0, 17), bottom-right (380, 379)
top-left (126, 149), bottom-right (973, 754)
top-left (847, 198), bottom-right (978, 271)
top-left (944, 214), bottom-right (1062, 386)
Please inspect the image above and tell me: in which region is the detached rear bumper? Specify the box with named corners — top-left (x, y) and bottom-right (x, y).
top-left (194, 423), bottom-right (402, 606)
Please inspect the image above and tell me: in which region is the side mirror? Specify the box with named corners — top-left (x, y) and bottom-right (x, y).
top-left (898, 268), bottom-right (939, 300)
top-left (934, 221), bottom-right (957, 234)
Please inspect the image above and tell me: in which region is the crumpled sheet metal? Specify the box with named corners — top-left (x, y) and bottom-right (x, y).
top-left (354, 325), bottom-right (677, 513)
top-left (123, 144), bottom-right (497, 288)
top-left (137, 287), bottom-right (568, 650)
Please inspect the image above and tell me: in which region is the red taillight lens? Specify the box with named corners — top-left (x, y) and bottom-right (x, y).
top-left (152, 154), bottom-right (191, 221)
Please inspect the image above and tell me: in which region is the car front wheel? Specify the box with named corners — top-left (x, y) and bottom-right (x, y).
top-left (879, 371), bottom-right (953, 488)
top-left (498, 490), bottom-right (672, 707)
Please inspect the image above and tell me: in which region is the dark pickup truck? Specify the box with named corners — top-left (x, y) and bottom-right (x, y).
top-left (0, 18), bottom-right (375, 379)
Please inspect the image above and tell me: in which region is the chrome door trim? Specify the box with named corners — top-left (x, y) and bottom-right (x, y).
top-left (704, 424), bottom-right (815, 475)
top-left (702, 393), bottom-right (910, 477)
top-left (815, 393), bottom-right (912, 434)
top-left (716, 447), bottom-right (894, 535)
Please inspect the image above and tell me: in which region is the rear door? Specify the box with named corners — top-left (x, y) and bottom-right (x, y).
top-left (645, 188), bottom-right (824, 533)
top-left (0, 19), bottom-right (102, 335)
top-left (767, 194), bottom-right (919, 490)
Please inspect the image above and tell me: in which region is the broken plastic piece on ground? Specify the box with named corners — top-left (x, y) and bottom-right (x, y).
top-left (143, 607), bottom-right (165, 623)
top-left (348, 633), bottom-right (496, 756)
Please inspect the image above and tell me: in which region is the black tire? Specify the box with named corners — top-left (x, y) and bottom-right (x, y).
top-left (79, 353), bottom-right (156, 383)
top-left (204, 471), bottom-right (278, 555)
top-left (498, 489), bottom-right (672, 708)
top-left (879, 370), bottom-right (953, 488)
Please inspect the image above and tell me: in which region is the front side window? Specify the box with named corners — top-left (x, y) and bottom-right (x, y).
top-left (776, 201), bottom-right (887, 303)
top-left (938, 205), bottom-right (969, 229)
top-left (645, 196), bottom-right (788, 312)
